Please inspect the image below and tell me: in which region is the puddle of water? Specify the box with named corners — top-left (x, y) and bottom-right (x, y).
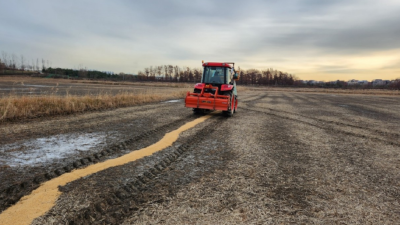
top-left (0, 88), bottom-right (32, 91)
top-left (0, 133), bottom-right (108, 167)
top-left (163, 99), bottom-right (182, 103)
top-left (15, 92), bottom-right (37, 94)
top-left (24, 84), bottom-right (52, 88)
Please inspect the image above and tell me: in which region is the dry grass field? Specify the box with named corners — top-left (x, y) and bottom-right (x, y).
top-left (0, 77), bottom-right (189, 121)
top-left (0, 84), bottom-right (399, 224)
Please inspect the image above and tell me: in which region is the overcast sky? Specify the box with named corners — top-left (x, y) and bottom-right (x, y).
top-left (1, 0), bottom-right (399, 81)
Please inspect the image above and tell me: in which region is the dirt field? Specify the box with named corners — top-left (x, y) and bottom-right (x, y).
top-left (0, 89), bottom-right (400, 224)
top-left (0, 77), bottom-right (191, 97)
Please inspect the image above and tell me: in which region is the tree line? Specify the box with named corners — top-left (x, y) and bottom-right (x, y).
top-left (236, 68), bottom-right (296, 85)
top-left (0, 51), bottom-right (51, 74)
top-left (137, 65), bottom-right (296, 85)
top-left (43, 67), bottom-right (116, 79)
top-left (3, 49), bottom-right (396, 89)
top-left (137, 65), bottom-right (202, 82)
top-left (305, 79), bottom-right (400, 90)
top-left (42, 64), bottom-right (297, 85)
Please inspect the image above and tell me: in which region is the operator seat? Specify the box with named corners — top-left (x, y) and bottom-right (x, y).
top-left (211, 71), bottom-right (223, 83)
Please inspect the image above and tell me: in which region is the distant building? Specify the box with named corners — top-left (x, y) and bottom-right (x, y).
top-left (358, 80), bottom-right (368, 85)
top-left (329, 80), bottom-right (338, 85)
top-left (347, 79), bottom-right (359, 85)
top-left (391, 79), bottom-right (400, 84)
top-left (308, 80), bottom-right (317, 85)
top-left (372, 79), bottom-right (383, 86)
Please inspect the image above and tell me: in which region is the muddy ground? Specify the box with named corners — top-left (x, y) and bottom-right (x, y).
top-left (0, 76), bottom-right (190, 97)
top-left (1, 90), bottom-right (400, 224)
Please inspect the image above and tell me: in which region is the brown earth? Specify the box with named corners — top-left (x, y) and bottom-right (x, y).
top-left (0, 90), bottom-right (400, 224)
top-left (0, 76), bottom-right (191, 97)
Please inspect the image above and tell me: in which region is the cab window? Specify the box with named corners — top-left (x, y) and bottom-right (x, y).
top-left (202, 67), bottom-right (225, 84)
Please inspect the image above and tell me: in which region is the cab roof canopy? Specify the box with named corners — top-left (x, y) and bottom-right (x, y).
top-left (202, 62), bottom-right (233, 68)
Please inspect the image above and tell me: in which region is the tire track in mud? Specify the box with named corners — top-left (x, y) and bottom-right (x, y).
top-left (240, 106), bottom-right (400, 147)
top-left (56, 118), bottom-right (228, 225)
top-left (281, 92), bottom-right (295, 103)
top-left (241, 95), bottom-right (400, 214)
top-left (237, 93), bottom-right (264, 103)
top-left (304, 95), bottom-right (400, 119)
top-left (255, 115), bottom-right (317, 219)
top-left (0, 113), bottom-right (200, 214)
top-left (258, 108), bottom-right (400, 222)
top-left (309, 94), bottom-right (400, 106)
top-left (326, 129), bottom-right (400, 204)
top-left (0, 114), bottom-right (214, 225)
top-left (242, 93), bottom-right (268, 107)
top-left (241, 93), bottom-right (400, 141)
top-left (0, 102), bottom-right (178, 146)
top-left (253, 105), bottom-right (400, 140)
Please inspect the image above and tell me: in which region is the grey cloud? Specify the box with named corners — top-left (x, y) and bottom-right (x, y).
top-left (316, 65), bottom-right (360, 74)
top-left (227, 2), bottom-right (400, 57)
top-left (1, 0), bottom-right (399, 74)
top-left (380, 61), bottom-right (400, 70)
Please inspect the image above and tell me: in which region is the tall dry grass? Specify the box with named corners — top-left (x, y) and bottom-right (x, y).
top-left (0, 91), bottom-right (187, 122)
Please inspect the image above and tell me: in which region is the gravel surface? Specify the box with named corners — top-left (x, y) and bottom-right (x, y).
top-left (1, 90), bottom-right (400, 224)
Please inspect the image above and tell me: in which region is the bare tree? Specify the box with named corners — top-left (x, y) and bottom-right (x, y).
top-left (0, 58), bottom-right (4, 73)
top-left (31, 59), bottom-right (35, 71)
top-left (20, 55), bottom-right (25, 71)
top-left (164, 65), bottom-right (168, 81)
top-left (144, 67), bottom-right (149, 80)
top-left (78, 66), bottom-right (87, 77)
top-left (193, 68), bottom-right (201, 82)
top-left (1, 51), bottom-right (9, 68)
top-left (168, 65), bottom-right (173, 81)
top-left (174, 66), bottom-right (180, 82)
top-left (157, 66), bottom-right (162, 78)
top-left (11, 54), bottom-right (18, 71)
top-left (119, 72), bottom-right (125, 80)
top-left (149, 66), bottom-right (154, 78)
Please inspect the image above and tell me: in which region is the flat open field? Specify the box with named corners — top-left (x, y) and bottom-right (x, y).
top-left (0, 77), bottom-right (191, 97)
top-left (0, 88), bottom-right (399, 224)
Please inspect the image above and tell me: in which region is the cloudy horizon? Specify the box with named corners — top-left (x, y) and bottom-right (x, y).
top-left (1, 0), bottom-right (399, 81)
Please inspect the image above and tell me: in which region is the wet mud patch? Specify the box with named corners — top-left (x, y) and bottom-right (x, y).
top-left (0, 113), bottom-right (200, 213)
top-left (0, 102), bottom-right (182, 146)
top-left (32, 115), bottom-right (235, 224)
top-left (0, 132), bottom-right (114, 167)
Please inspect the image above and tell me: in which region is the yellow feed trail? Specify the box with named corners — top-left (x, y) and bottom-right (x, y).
top-left (0, 114), bottom-right (212, 225)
